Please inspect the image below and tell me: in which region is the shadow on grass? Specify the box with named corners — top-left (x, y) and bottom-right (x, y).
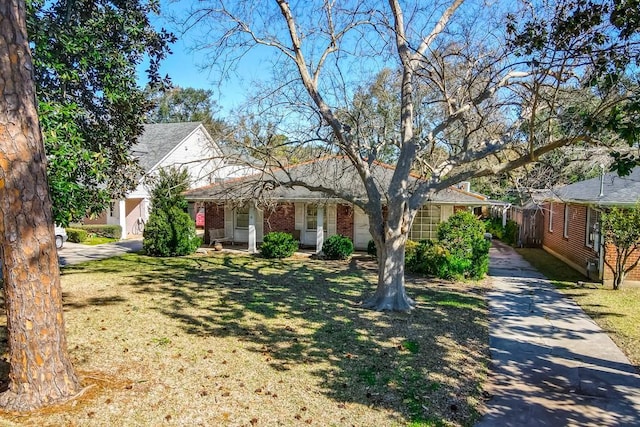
top-left (60, 252), bottom-right (489, 426)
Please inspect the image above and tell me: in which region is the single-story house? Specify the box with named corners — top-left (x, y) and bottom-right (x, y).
top-left (185, 157), bottom-right (497, 253)
top-left (538, 167), bottom-right (640, 286)
top-left (85, 122), bottom-right (251, 238)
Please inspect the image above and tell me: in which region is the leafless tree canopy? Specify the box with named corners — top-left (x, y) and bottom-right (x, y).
top-left (178, 0), bottom-right (639, 310)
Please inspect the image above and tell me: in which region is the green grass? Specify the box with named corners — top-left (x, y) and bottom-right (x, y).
top-left (82, 236), bottom-right (119, 245)
top-left (0, 253), bottom-right (490, 427)
top-left (516, 248), bottom-right (640, 367)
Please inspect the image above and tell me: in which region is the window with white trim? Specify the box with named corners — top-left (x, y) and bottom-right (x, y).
top-left (409, 205), bottom-right (441, 241)
top-left (235, 206), bottom-right (249, 229)
top-left (563, 205), bottom-right (570, 238)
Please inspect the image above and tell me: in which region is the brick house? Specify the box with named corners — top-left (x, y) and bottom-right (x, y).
top-left (185, 157), bottom-right (494, 253)
top-left (539, 167), bottom-right (640, 286)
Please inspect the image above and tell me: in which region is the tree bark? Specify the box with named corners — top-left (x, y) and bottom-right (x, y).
top-left (0, 0), bottom-right (80, 411)
top-left (363, 223), bottom-right (415, 312)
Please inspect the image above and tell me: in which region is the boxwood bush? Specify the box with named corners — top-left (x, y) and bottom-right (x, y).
top-left (66, 227), bottom-right (88, 243)
top-left (322, 234), bottom-right (354, 260)
top-left (68, 224), bottom-right (122, 239)
top-left (260, 232), bottom-right (298, 259)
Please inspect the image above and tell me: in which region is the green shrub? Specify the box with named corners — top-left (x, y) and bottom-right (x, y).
top-left (322, 234), bottom-right (354, 260)
top-left (406, 240), bottom-right (452, 277)
top-left (143, 167), bottom-right (200, 257)
top-left (404, 239), bottom-right (419, 265)
top-left (437, 211), bottom-right (490, 279)
top-left (66, 227), bottom-right (88, 243)
top-left (484, 218), bottom-right (504, 240)
top-left (260, 232), bottom-right (298, 259)
top-left (367, 239), bottom-right (377, 257)
top-left (503, 220), bottom-right (519, 246)
top-left (69, 224), bottom-right (122, 239)
top-left (143, 207), bottom-right (201, 257)
top-left (404, 211), bottom-right (491, 280)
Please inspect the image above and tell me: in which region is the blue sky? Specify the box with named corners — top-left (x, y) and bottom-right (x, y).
top-left (136, 2), bottom-right (257, 115)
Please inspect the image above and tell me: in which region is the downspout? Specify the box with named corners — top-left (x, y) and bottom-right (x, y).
top-left (598, 164), bottom-right (605, 282)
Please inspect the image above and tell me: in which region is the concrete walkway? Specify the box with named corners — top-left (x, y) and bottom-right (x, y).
top-left (477, 241), bottom-right (640, 427)
top-left (58, 239), bottom-right (143, 266)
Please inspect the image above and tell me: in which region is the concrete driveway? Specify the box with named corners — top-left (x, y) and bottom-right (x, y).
top-left (58, 239), bottom-right (143, 266)
top-left (477, 241), bottom-right (640, 426)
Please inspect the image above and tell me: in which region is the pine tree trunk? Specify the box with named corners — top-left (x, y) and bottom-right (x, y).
top-left (363, 231), bottom-right (415, 311)
top-left (0, 0), bottom-right (80, 411)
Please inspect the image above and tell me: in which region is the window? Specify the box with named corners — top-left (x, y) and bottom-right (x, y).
top-left (585, 208), bottom-right (599, 248)
top-left (548, 202), bottom-right (554, 232)
top-left (235, 206), bottom-right (249, 229)
top-left (563, 205), bottom-right (570, 238)
top-left (109, 202), bottom-right (115, 217)
top-left (409, 205), bottom-right (441, 241)
top-left (306, 205), bottom-right (327, 231)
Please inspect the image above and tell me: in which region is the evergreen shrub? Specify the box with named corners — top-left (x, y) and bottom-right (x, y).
top-left (437, 211), bottom-right (490, 279)
top-left (503, 220), bottom-right (519, 245)
top-left (322, 234), bottom-right (354, 260)
top-left (260, 232), bottom-right (298, 259)
top-left (66, 228), bottom-right (88, 243)
top-left (143, 207), bottom-right (201, 257)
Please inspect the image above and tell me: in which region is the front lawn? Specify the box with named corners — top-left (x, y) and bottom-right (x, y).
top-left (0, 253), bottom-right (489, 426)
top-left (516, 248), bottom-right (640, 368)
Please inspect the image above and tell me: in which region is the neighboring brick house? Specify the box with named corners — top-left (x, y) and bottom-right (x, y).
top-left (539, 167), bottom-right (640, 286)
top-left (185, 157), bottom-right (494, 253)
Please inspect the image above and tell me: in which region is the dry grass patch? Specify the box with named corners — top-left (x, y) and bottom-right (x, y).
top-left (517, 248), bottom-right (640, 368)
top-left (0, 252), bottom-right (489, 426)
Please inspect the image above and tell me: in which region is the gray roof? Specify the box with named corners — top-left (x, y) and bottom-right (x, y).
top-left (544, 167), bottom-right (640, 207)
top-left (133, 122), bottom-right (203, 172)
top-left (185, 157), bottom-right (490, 205)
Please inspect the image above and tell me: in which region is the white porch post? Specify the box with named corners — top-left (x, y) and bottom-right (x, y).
top-left (502, 206), bottom-right (508, 227)
top-left (118, 199), bottom-right (127, 240)
top-left (316, 205), bottom-right (324, 254)
top-left (248, 204), bottom-right (257, 253)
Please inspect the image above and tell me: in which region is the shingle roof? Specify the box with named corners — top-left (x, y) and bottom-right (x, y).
top-left (132, 122), bottom-right (202, 172)
top-left (185, 156), bottom-right (490, 205)
top-left (545, 167), bottom-right (640, 207)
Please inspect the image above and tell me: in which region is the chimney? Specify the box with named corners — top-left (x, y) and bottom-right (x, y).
top-left (458, 181), bottom-right (471, 192)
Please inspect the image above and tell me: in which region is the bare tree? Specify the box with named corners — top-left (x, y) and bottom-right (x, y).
top-left (181, 0), bottom-right (639, 310)
top-left (0, 0), bottom-right (80, 410)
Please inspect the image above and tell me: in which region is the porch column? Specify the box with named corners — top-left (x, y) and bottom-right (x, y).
top-left (316, 205), bottom-right (324, 254)
top-left (118, 199), bottom-right (126, 240)
top-left (248, 204), bottom-right (257, 253)
top-left (502, 206), bottom-right (508, 227)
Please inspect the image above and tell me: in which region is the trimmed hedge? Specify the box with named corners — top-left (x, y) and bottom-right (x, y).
top-left (260, 232), bottom-right (298, 259)
top-left (66, 228), bottom-right (88, 243)
top-left (69, 224), bottom-right (122, 239)
top-left (322, 234), bottom-right (354, 260)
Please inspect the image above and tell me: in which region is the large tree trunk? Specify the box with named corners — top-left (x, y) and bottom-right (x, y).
top-left (363, 230), bottom-right (415, 312)
top-left (0, 0), bottom-right (81, 411)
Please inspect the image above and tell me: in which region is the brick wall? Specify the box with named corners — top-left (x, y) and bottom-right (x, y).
top-left (204, 203), bottom-right (225, 244)
top-left (603, 243), bottom-right (640, 283)
top-left (263, 203), bottom-right (296, 234)
top-left (337, 204), bottom-right (354, 239)
top-left (542, 202), bottom-right (598, 276)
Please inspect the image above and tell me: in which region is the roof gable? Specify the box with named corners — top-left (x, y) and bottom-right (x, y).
top-left (132, 122), bottom-right (204, 172)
